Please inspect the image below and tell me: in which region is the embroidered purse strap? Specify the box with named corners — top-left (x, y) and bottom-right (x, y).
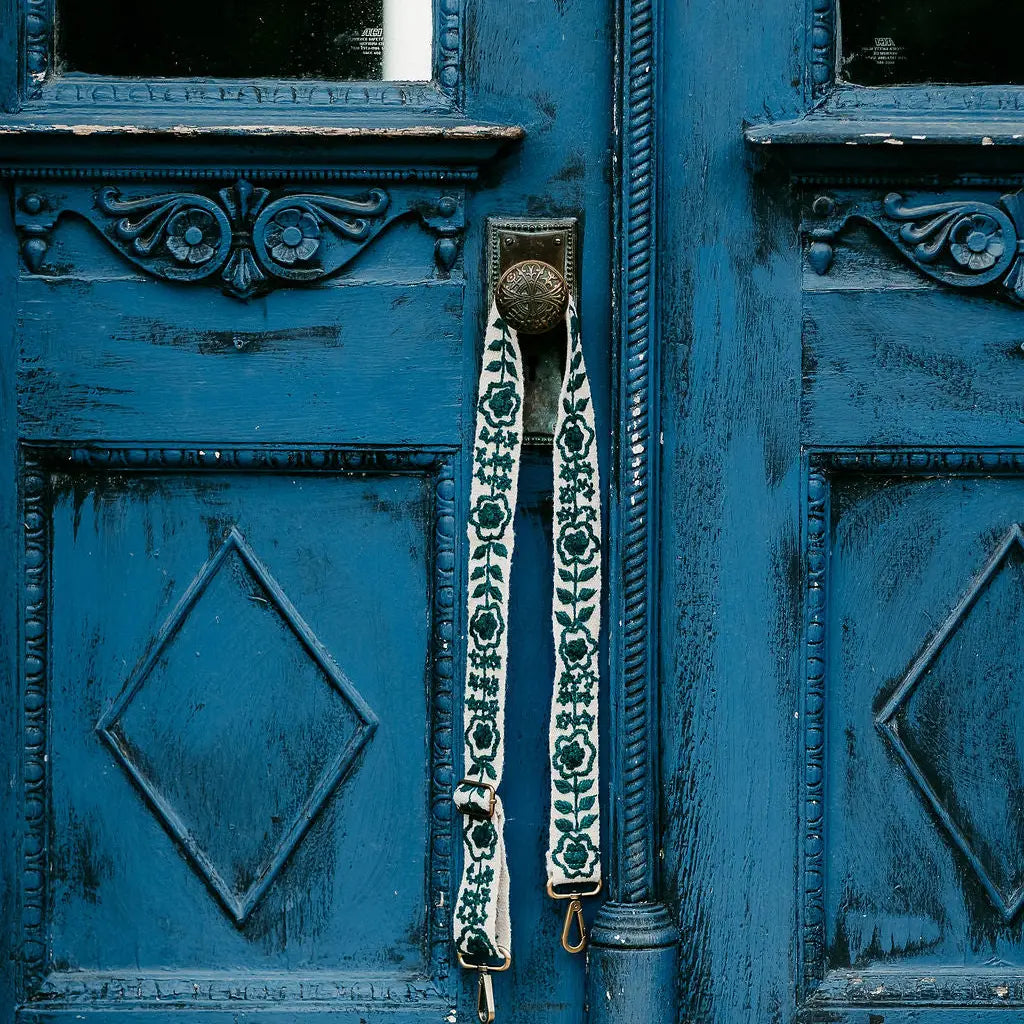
top-left (453, 300), bottom-right (601, 1021)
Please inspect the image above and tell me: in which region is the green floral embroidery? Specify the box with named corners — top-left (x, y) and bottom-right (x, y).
top-left (556, 521), bottom-right (598, 566)
top-left (480, 380), bottom-right (521, 427)
top-left (454, 313), bottom-right (522, 962)
top-left (556, 413), bottom-right (595, 459)
top-left (469, 604), bottom-right (505, 649)
top-left (455, 302), bottom-right (601, 963)
top-left (552, 831), bottom-right (600, 877)
top-left (553, 729), bottom-right (597, 779)
top-left (548, 308), bottom-right (602, 885)
top-left (466, 819), bottom-right (499, 858)
top-left (469, 493), bottom-right (512, 539)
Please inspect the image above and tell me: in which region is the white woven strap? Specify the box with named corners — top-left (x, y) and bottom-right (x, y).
top-left (546, 303), bottom-right (601, 896)
top-left (454, 299), bottom-right (600, 972)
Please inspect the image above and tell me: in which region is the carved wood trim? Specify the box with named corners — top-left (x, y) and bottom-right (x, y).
top-left (610, 0), bottom-right (660, 909)
top-left (14, 181), bottom-right (465, 298)
top-left (804, 189), bottom-right (1024, 306)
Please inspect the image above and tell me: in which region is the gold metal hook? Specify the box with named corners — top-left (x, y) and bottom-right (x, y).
top-left (458, 946), bottom-right (510, 1023)
top-left (546, 880), bottom-right (601, 954)
top-left (560, 897), bottom-right (587, 954)
top-left (476, 968), bottom-right (496, 1023)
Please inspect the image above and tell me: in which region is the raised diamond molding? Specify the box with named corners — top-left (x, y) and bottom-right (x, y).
top-left (877, 523), bottom-right (1024, 921)
top-left (96, 526), bottom-right (378, 925)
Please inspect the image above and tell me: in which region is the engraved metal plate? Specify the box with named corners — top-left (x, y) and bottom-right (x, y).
top-left (486, 218), bottom-right (579, 443)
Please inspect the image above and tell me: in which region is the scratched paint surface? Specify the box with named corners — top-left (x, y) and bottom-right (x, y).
top-left (0, 1), bottom-right (613, 1023)
top-left (660, 0), bottom-right (1024, 1017)
top-left (828, 474), bottom-right (1024, 965)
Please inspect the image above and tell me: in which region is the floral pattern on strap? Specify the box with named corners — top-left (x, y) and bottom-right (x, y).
top-left (547, 305), bottom-right (602, 886)
top-left (454, 300), bottom-right (602, 970)
top-left (453, 310), bottom-right (522, 962)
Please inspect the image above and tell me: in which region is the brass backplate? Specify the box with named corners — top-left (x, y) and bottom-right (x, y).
top-left (487, 217), bottom-right (578, 309)
top-left (486, 218), bottom-right (579, 444)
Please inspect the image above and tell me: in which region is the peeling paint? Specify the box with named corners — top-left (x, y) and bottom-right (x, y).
top-left (0, 122), bottom-right (527, 140)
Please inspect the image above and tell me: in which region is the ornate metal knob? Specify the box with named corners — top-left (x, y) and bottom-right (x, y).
top-left (495, 259), bottom-right (570, 335)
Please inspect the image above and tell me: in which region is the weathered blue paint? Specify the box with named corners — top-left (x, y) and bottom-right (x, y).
top-left (0, 1), bottom-right (636, 1023)
top-left (663, 0), bottom-right (1024, 1020)
top-left (585, 0), bottom-right (678, 1021)
top-left (16, 0), bottom-right (1021, 1021)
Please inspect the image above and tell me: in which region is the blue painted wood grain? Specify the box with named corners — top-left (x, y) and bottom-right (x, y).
top-left (48, 468), bottom-right (431, 969)
top-left (804, 286), bottom-right (1024, 449)
top-left (826, 474), bottom-right (1024, 964)
top-left (18, 278), bottom-right (465, 444)
top-left (659, 0), bottom-right (807, 1018)
top-left (0, 1), bottom-right (615, 1023)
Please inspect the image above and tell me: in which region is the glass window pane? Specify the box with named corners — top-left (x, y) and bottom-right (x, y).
top-left (56, 0), bottom-right (433, 81)
top-left (840, 0), bottom-right (1024, 86)
top-left (384, 0), bottom-right (433, 80)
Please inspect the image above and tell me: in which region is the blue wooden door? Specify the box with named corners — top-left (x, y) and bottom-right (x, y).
top-left (654, 0), bottom-right (1024, 1021)
top-left (0, 4), bottom-right (615, 1024)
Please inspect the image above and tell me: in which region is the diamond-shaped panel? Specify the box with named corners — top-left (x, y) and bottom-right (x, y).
top-left (97, 527), bottom-right (378, 924)
top-left (878, 523), bottom-right (1024, 920)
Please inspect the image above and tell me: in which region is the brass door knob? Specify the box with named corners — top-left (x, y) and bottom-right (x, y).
top-left (495, 258), bottom-right (570, 334)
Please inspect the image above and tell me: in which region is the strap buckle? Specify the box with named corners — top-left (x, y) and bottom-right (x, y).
top-left (457, 948), bottom-right (512, 1024)
top-left (547, 880), bottom-right (602, 954)
top-left (454, 778), bottom-right (497, 821)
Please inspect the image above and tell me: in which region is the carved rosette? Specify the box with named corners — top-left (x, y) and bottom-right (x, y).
top-left (806, 190), bottom-right (1024, 305)
top-left (15, 181), bottom-right (465, 299)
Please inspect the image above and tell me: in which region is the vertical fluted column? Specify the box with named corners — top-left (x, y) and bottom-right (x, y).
top-left (586, 0), bottom-right (679, 1019)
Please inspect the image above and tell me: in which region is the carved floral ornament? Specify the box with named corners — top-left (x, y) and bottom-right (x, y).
top-left (15, 180), bottom-right (465, 299)
top-left (806, 190), bottom-right (1024, 305)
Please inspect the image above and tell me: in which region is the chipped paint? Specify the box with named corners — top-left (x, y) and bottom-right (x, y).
top-left (0, 121), bottom-right (526, 139)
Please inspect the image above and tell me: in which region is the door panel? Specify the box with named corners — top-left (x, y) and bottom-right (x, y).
top-left (19, 277), bottom-right (464, 444)
top-left (822, 465), bottom-right (1024, 990)
top-left (23, 448), bottom-right (455, 1011)
top-left (660, 0), bottom-right (1024, 1022)
top-left (16, 184), bottom-right (465, 445)
top-left (0, 0), bottom-right (617, 1018)
top-left (802, 197), bottom-right (1024, 450)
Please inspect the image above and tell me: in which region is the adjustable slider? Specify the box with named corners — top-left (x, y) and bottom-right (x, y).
top-left (454, 778), bottom-right (497, 821)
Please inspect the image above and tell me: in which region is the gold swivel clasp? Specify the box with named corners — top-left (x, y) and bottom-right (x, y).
top-left (458, 947), bottom-right (511, 1024)
top-left (547, 880), bottom-right (602, 954)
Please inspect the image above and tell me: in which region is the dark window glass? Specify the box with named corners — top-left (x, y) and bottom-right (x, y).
top-left (840, 0), bottom-right (1024, 86)
top-left (57, 0), bottom-right (387, 79)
